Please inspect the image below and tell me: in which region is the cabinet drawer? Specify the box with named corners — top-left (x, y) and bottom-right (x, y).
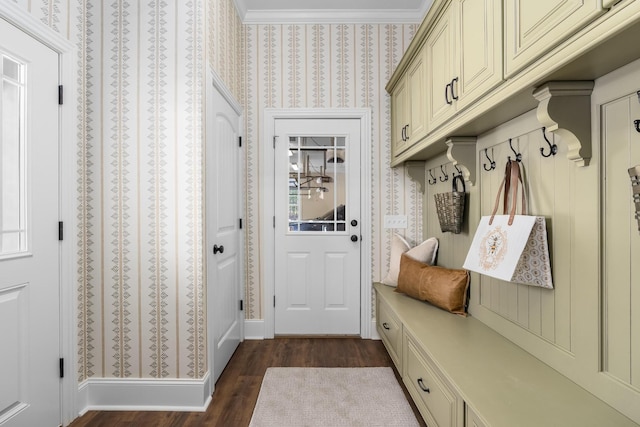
top-left (404, 334), bottom-right (462, 427)
top-left (377, 295), bottom-right (402, 369)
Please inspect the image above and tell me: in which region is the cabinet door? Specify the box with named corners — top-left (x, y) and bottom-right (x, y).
top-left (426, 2), bottom-right (456, 130)
top-left (391, 78), bottom-right (408, 157)
top-left (455, 0), bottom-right (502, 110)
top-left (465, 405), bottom-right (488, 427)
top-left (504, 0), bottom-right (603, 77)
top-left (407, 49), bottom-right (428, 145)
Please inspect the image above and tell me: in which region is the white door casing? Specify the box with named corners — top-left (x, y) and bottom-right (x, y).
top-left (206, 77), bottom-right (243, 385)
top-left (0, 17), bottom-right (60, 427)
top-left (273, 118), bottom-right (361, 335)
top-left (262, 109), bottom-right (372, 339)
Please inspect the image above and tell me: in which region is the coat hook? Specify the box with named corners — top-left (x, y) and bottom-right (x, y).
top-left (428, 169), bottom-right (437, 185)
top-left (454, 164), bottom-right (463, 177)
top-left (439, 164), bottom-right (449, 182)
top-left (635, 119), bottom-right (640, 133)
top-left (508, 138), bottom-right (522, 162)
top-left (540, 127), bottom-right (558, 157)
top-left (483, 148), bottom-right (496, 171)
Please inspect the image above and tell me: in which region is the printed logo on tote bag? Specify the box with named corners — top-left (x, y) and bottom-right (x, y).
top-left (479, 225), bottom-right (508, 270)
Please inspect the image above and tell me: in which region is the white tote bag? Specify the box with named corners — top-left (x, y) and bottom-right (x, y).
top-left (463, 161), bottom-right (553, 289)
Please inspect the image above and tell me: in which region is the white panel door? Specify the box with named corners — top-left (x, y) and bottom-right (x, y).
top-left (207, 85), bottom-right (242, 383)
top-left (0, 18), bottom-right (60, 427)
top-left (274, 118), bottom-right (361, 335)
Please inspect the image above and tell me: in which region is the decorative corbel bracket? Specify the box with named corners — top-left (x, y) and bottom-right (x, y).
top-left (533, 81), bottom-right (594, 167)
top-left (446, 137), bottom-right (477, 185)
top-left (406, 161), bottom-right (426, 195)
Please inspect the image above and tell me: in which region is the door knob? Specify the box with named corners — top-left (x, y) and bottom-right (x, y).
top-left (350, 235), bottom-right (358, 242)
top-left (351, 219), bottom-right (358, 227)
top-left (213, 244), bottom-right (224, 254)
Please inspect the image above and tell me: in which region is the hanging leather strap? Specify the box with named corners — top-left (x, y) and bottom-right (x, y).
top-left (507, 161), bottom-right (527, 225)
top-left (489, 161), bottom-right (511, 225)
top-left (489, 160), bottom-right (528, 225)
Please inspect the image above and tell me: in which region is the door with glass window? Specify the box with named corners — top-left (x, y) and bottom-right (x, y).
top-left (274, 118), bottom-right (361, 335)
top-left (0, 18), bottom-right (61, 427)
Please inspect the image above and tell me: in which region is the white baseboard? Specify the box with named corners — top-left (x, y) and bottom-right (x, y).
top-left (243, 319), bottom-right (380, 340)
top-left (244, 319), bottom-right (265, 339)
top-left (78, 373), bottom-right (211, 413)
top-left (370, 320), bottom-right (380, 340)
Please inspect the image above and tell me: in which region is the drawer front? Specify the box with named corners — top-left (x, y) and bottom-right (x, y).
top-left (405, 334), bottom-right (461, 427)
top-left (377, 296), bottom-right (402, 368)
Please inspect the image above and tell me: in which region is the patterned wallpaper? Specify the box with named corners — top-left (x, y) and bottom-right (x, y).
top-left (241, 23), bottom-right (423, 319)
top-left (15, 0), bottom-right (423, 381)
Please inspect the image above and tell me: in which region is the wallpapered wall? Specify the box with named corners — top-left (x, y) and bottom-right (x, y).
top-left (241, 23), bottom-right (423, 319)
top-left (16, 0), bottom-right (423, 381)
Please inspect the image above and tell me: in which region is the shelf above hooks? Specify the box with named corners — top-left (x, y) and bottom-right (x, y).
top-left (446, 137), bottom-right (477, 185)
top-left (533, 81), bottom-right (594, 167)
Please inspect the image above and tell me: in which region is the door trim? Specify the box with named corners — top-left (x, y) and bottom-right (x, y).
top-left (262, 108), bottom-right (372, 339)
top-left (0, 2), bottom-right (78, 425)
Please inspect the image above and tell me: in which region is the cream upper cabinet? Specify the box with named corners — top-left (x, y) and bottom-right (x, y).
top-left (390, 77), bottom-right (409, 156)
top-left (391, 48), bottom-right (428, 158)
top-left (504, 0), bottom-right (604, 77)
top-left (427, 0), bottom-right (502, 130)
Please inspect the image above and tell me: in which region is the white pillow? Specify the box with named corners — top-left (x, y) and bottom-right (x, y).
top-left (381, 235), bottom-right (439, 287)
top-left (381, 234), bottom-right (410, 287)
top-left (406, 237), bottom-right (439, 266)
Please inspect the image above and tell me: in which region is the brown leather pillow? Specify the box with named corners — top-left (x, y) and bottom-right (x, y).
top-left (396, 253), bottom-right (470, 316)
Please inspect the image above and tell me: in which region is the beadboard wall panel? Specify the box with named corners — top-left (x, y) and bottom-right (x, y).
top-left (471, 114), bottom-right (574, 353)
top-left (602, 90), bottom-right (640, 389)
top-left (423, 155), bottom-right (473, 269)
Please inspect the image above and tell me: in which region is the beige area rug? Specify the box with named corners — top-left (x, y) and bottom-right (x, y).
top-left (249, 367), bottom-right (420, 427)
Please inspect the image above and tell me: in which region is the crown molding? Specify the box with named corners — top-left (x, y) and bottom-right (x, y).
top-left (231, 0), bottom-right (432, 24)
top-left (241, 8), bottom-right (424, 24)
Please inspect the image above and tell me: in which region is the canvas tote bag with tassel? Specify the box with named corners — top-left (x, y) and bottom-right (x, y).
top-left (463, 160), bottom-right (553, 289)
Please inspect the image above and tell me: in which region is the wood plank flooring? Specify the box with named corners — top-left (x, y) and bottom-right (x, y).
top-left (70, 338), bottom-right (427, 427)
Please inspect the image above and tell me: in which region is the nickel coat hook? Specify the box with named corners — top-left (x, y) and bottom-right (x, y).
top-left (540, 127), bottom-right (558, 157)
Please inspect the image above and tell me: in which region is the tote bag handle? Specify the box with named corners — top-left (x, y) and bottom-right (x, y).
top-left (489, 160), bottom-right (527, 225)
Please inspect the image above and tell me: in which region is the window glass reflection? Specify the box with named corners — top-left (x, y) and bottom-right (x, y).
top-left (288, 136), bottom-right (346, 233)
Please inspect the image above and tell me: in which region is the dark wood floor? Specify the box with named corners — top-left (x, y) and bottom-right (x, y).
top-left (70, 338), bottom-right (426, 427)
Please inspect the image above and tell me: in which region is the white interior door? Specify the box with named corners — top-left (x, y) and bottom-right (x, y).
top-left (274, 118), bottom-right (361, 335)
top-left (0, 18), bottom-right (60, 427)
top-left (206, 85), bottom-right (242, 384)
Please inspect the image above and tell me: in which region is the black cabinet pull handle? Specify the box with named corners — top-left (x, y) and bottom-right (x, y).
top-left (350, 235), bottom-right (358, 242)
top-left (451, 77), bottom-right (459, 100)
top-left (213, 244), bottom-right (224, 254)
top-left (417, 378), bottom-right (430, 393)
top-left (382, 322), bottom-right (390, 330)
top-left (445, 83), bottom-right (452, 105)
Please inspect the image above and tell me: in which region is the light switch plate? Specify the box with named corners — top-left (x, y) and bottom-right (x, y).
top-left (383, 215), bottom-right (407, 229)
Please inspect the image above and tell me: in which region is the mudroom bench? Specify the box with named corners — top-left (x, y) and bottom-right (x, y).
top-left (374, 282), bottom-right (637, 427)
